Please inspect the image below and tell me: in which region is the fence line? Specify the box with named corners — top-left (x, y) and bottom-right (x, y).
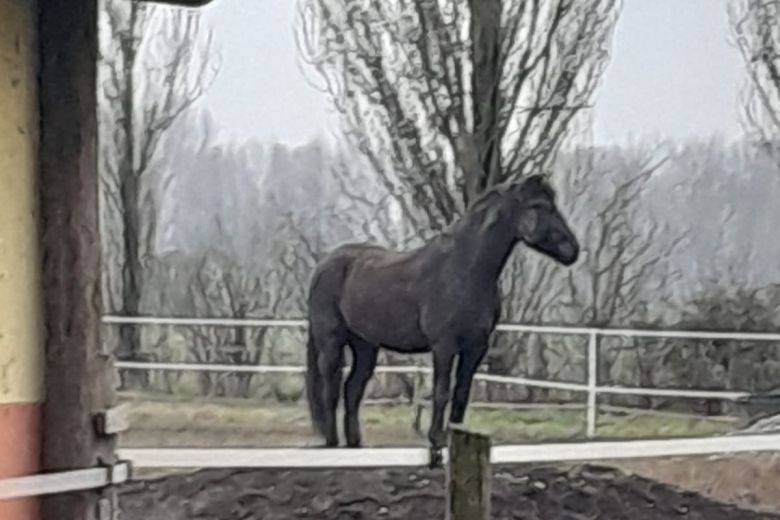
top-left (114, 360), bottom-right (751, 402)
top-left (106, 315), bottom-right (780, 438)
top-left (102, 315), bottom-right (780, 342)
top-left (118, 432), bottom-right (780, 469)
top-left (0, 462), bottom-right (130, 501)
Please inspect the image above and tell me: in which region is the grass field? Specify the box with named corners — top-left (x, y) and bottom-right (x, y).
top-left (118, 392), bottom-right (735, 448)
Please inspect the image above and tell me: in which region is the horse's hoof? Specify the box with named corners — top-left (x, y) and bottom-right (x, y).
top-left (311, 440), bottom-right (339, 449)
top-left (428, 447), bottom-right (444, 469)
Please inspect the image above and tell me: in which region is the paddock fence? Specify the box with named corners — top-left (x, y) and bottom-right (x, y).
top-left (104, 315), bottom-right (780, 437)
top-left (4, 316), bottom-right (780, 501)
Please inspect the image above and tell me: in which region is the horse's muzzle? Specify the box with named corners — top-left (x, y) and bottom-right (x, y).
top-left (559, 242), bottom-right (579, 265)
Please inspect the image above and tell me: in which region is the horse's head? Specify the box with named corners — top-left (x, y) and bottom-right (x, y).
top-left (509, 174), bottom-right (579, 266)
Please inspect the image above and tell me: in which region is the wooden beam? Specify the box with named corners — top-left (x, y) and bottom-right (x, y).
top-left (38, 0), bottom-right (118, 519)
top-left (446, 426), bottom-right (491, 520)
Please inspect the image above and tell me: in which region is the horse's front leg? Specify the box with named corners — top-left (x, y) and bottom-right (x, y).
top-left (428, 345), bottom-right (456, 468)
top-left (449, 345), bottom-right (488, 425)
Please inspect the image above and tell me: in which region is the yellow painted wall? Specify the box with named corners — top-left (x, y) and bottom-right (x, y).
top-left (0, 0), bottom-right (43, 404)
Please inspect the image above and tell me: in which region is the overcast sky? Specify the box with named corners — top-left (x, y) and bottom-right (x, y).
top-left (198, 0), bottom-right (744, 147)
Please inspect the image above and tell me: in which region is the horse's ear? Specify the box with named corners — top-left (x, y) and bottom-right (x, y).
top-left (524, 173), bottom-right (549, 187)
top-left (492, 181), bottom-right (513, 197)
top-left (479, 193), bottom-right (511, 232)
top-left (514, 173), bottom-right (555, 200)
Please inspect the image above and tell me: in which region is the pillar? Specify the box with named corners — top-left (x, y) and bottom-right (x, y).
top-left (38, 1), bottom-right (118, 519)
top-left (0, 1), bottom-right (44, 519)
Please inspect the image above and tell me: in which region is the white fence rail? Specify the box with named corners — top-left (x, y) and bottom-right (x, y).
top-left (105, 315), bottom-right (780, 438)
top-left (0, 462), bottom-right (130, 501)
top-left (119, 432), bottom-right (780, 468)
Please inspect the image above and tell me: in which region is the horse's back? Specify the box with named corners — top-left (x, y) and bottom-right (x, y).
top-left (328, 244), bottom-right (428, 349)
top-left (308, 243), bottom-right (386, 311)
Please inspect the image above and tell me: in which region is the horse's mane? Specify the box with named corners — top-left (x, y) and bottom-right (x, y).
top-left (424, 175), bottom-right (552, 248)
top-left (469, 174), bottom-right (552, 212)
top-left (428, 184), bottom-right (509, 247)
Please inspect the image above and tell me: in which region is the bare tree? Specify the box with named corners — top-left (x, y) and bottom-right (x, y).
top-left (557, 142), bottom-right (684, 327)
top-left (730, 0), bottom-right (780, 153)
top-left (296, 0), bottom-right (621, 231)
top-left (98, 0), bottom-right (219, 364)
top-left (546, 141), bottom-right (688, 410)
top-left (182, 208), bottom-right (319, 398)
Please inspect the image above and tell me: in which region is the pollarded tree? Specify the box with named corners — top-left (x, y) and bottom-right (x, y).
top-left (296, 0), bottom-right (622, 231)
top-left (730, 0), bottom-right (780, 154)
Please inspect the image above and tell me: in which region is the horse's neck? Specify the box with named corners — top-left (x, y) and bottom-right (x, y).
top-left (451, 200), bottom-right (519, 284)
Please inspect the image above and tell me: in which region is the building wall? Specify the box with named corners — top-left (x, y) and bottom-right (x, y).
top-left (0, 0), bottom-right (43, 518)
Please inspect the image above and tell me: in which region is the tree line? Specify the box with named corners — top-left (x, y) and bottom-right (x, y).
top-left (98, 0), bottom-right (780, 412)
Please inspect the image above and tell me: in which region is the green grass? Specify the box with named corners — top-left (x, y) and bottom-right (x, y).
top-left (118, 392), bottom-right (734, 449)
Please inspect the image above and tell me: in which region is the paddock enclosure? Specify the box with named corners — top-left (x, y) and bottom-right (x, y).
top-left (2, 1), bottom-right (780, 519)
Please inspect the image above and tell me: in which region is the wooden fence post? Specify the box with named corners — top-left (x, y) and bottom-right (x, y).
top-left (446, 426), bottom-right (491, 520)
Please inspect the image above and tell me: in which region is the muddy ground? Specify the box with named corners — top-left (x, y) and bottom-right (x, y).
top-left (119, 463), bottom-right (780, 520)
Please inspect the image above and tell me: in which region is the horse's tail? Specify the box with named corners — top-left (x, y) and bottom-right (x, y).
top-left (305, 245), bottom-right (358, 438)
top-left (305, 331), bottom-right (327, 437)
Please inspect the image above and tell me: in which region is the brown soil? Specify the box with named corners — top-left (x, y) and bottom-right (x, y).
top-left (614, 453), bottom-right (780, 514)
top-left (119, 463), bottom-right (780, 520)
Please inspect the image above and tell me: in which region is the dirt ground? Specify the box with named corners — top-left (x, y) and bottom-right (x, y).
top-left (119, 463), bottom-right (780, 520)
top-left (119, 398), bottom-right (780, 515)
top-left (614, 453), bottom-right (780, 514)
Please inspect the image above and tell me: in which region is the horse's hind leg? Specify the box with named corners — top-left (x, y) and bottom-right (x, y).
top-left (318, 332), bottom-right (346, 447)
top-left (344, 338), bottom-right (378, 447)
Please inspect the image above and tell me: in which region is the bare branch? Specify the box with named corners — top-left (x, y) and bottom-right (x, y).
top-left (730, 0), bottom-right (780, 156)
top-left (295, 0), bottom-right (621, 231)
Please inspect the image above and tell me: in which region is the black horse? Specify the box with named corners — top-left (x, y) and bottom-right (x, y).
top-left (304, 174), bottom-right (579, 464)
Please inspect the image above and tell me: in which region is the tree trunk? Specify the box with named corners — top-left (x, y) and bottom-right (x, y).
top-left (117, 1), bottom-right (143, 372)
top-left (466, 0), bottom-right (502, 206)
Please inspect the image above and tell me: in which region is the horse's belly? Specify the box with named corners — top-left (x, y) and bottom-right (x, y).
top-left (341, 295), bottom-right (426, 350)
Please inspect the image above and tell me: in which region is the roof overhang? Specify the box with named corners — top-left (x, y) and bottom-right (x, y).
top-left (140, 0), bottom-right (215, 6)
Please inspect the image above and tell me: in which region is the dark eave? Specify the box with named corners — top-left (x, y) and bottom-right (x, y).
top-left (140, 0), bottom-right (215, 6)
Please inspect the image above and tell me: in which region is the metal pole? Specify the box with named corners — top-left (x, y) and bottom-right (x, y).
top-left (586, 332), bottom-right (598, 438)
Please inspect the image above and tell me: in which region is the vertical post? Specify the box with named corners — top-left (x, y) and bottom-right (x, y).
top-left (411, 364), bottom-right (426, 436)
top-left (0, 2), bottom-right (44, 519)
top-left (446, 426), bottom-right (491, 520)
top-left (586, 331), bottom-right (598, 438)
top-left (38, 1), bottom-right (118, 519)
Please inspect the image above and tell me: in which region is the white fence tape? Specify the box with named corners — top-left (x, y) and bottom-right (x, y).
top-left (0, 462), bottom-right (131, 501)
